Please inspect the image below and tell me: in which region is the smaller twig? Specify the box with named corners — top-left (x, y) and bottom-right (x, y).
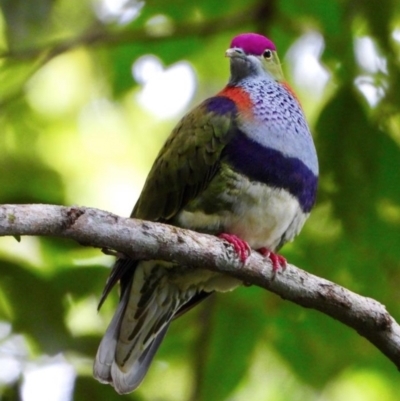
top-left (0, 4), bottom-right (265, 61)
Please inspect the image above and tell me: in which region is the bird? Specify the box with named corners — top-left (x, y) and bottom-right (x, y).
top-left (93, 32), bottom-right (319, 394)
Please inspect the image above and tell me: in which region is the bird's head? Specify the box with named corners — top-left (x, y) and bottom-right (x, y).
top-left (226, 33), bottom-right (284, 84)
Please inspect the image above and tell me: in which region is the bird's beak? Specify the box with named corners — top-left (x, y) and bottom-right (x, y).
top-left (225, 48), bottom-right (243, 58)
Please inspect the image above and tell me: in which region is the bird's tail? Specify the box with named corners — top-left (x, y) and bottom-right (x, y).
top-left (93, 261), bottom-right (192, 394)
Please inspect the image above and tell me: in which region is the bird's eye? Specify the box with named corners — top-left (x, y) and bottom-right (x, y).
top-left (263, 50), bottom-right (272, 59)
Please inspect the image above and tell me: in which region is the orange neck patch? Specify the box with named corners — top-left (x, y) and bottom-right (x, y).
top-left (218, 86), bottom-right (253, 116)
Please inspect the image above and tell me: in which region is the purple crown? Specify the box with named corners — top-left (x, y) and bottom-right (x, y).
top-left (230, 33), bottom-right (276, 55)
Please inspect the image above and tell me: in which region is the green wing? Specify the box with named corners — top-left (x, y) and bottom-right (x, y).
top-left (132, 97), bottom-right (238, 221)
top-left (97, 97), bottom-right (238, 309)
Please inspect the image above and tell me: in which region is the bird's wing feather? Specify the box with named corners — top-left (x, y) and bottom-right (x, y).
top-left (94, 96), bottom-right (240, 393)
top-left (132, 96), bottom-right (239, 221)
top-left (97, 257), bottom-right (137, 310)
top-left (97, 96), bottom-right (239, 309)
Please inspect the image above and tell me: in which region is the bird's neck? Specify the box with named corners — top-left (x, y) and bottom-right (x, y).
top-left (217, 85), bottom-right (253, 115)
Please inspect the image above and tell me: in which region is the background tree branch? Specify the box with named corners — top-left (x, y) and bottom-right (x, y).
top-left (0, 2), bottom-right (277, 61)
top-left (0, 1), bottom-right (277, 110)
top-left (0, 203), bottom-right (399, 371)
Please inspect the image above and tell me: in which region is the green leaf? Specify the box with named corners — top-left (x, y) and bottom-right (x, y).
top-left (0, 158), bottom-right (65, 204)
top-left (199, 293), bottom-right (265, 401)
top-left (316, 85), bottom-right (379, 234)
top-left (278, 0), bottom-right (342, 36)
top-left (0, 259), bottom-right (70, 353)
top-left (0, 0), bottom-right (54, 49)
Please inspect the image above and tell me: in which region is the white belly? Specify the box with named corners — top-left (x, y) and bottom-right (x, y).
top-left (226, 182), bottom-right (307, 250)
top-left (177, 178), bottom-right (307, 252)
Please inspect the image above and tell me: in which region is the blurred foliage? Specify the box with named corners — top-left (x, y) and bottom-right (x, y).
top-left (0, 0), bottom-right (400, 400)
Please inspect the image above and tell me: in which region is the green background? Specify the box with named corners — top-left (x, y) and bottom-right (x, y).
top-left (0, 0), bottom-right (400, 400)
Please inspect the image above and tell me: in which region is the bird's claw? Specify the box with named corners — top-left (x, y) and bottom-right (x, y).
top-left (219, 233), bottom-right (251, 263)
top-left (257, 247), bottom-right (287, 272)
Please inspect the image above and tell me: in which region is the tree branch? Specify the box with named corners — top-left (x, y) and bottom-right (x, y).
top-left (0, 2), bottom-right (274, 109)
top-left (0, 2), bottom-right (272, 61)
top-left (1, 204), bottom-right (399, 370)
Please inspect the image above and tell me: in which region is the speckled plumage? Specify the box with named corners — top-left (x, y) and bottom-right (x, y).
top-left (94, 33), bottom-right (318, 394)
top-left (239, 79), bottom-right (317, 173)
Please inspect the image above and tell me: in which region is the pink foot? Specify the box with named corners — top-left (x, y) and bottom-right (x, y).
top-left (257, 247), bottom-right (287, 272)
top-left (219, 233), bottom-right (251, 263)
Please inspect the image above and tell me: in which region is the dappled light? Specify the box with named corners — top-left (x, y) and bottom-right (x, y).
top-left (133, 56), bottom-right (197, 118)
top-left (21, 356), bottom-right (76, 401)
top-left (93, 0), bottom-right (144, 25)
top-left (286, 32), bottom-right (330, 99)
top-left (1, 1), bottom-right (400, 400)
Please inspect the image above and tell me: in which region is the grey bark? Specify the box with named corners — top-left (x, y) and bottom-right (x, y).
top-left (0, 204), bottom-right (399, 370)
